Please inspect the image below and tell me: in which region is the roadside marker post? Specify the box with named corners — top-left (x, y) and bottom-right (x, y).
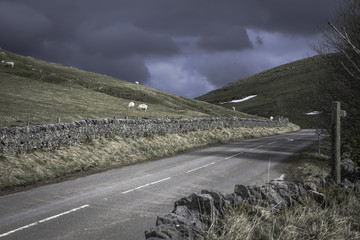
top-left (331, 101), bottom-right (346, 184)
top-left (316, 129), bottom-right (321, 155)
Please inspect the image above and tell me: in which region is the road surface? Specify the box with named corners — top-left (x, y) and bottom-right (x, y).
top-left (0, 129), bottom-right (320, 239)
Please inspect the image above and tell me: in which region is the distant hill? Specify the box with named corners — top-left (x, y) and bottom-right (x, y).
top-left (0, 49), bottom-right (253, 127)
top-left (196, 55), bottom-right (334, 128)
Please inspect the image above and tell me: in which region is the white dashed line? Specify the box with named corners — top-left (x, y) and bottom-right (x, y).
top-left (267, 141), bottom-right (278, 145)
top-left (121, 189), bottom-right (134, 194)
top-left (225, 152), bottom-right (243, 160)
top-left (150, 177), bottom-right (171, 185)
top-left (121, 177), bottom-right (171, 194)
top-left (186, 162), bottom-right (215, 173)
top-left (0, 205), bottom-right (90, 238)
top-left (134, 183), bottom-right (150, 190)
top-left (250, 145), bottom-right (264, 151)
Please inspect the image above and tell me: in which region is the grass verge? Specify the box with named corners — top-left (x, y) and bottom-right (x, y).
top-left (206, 192), bottom-right (360, 240)
top-left (0, 123), bottom-right (299, 195)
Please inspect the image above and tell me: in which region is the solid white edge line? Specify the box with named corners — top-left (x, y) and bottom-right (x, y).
top-left (0, 204), bottom-right (90, 238)
top-left (225, 152), bottom-right (243, 160)
top-left (187, 162), bottom-right (215, 173)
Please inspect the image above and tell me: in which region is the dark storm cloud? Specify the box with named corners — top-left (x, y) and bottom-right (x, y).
top-left (197, 26), bottom-right (253, 52)
top-left (0, 1), bottom-right (51, 55)
top-left (0, 0), bottom-right (343, 97)
top-left (78, 54), bottom-right (150, 82)
top-left (80, 23), bottom-right (179, 58)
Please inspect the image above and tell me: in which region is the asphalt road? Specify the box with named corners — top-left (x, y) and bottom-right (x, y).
top-left (0, 129), bottom-right (321, 240)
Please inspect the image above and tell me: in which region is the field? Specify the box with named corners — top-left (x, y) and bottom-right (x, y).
top-left (0, 49), bottom-right (253, 128)
top-left (196, 55), bottom-right (335, 128)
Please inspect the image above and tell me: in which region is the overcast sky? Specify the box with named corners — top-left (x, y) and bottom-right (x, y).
top-left (0, 0), bottom-right (343, 98)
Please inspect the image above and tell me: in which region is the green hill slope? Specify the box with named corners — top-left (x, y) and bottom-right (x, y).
top-left (0, 49), bottom-right (253, 127)
top-left (196, 55), bottom-right (334, 128)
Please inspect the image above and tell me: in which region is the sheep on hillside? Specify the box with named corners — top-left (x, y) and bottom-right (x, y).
top-left (232, 106), bottom-right (236, 111)
top-left (137, 104), bottom-right (148, 112)
top-left (128, 101), bottom-right (135, 109)
top-left (135, 81), bottom-right (139, 85)
top-left (270, 116), bottom-right (274, 121)
top-left (1, 60), bottom-right (14, 68)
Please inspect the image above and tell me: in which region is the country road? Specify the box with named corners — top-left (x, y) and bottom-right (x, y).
top-left (0, 129), bottom-right (321, 240)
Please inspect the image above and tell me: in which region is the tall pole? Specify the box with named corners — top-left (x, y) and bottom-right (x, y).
top-left (331, 101), bottom-right (341, 184)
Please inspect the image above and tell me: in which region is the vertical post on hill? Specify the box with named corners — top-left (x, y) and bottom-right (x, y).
top-left (316, 129), bottom-right (321, 155)
top-left (331, 101), bottom-right (341, 184)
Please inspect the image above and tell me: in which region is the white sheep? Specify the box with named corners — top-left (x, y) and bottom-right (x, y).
top-left (270, 116), bottom-right (274, 121)
top-left (137, 103), bottom-right (148, 111)
top-left (128, 101), bottom-right (135, 109)
top-left (135, 81), bottom-right (139, 85)
top-left (232, 106), bottom-right (235, 111)
top-left (1, 60), bottom-right (14, 68)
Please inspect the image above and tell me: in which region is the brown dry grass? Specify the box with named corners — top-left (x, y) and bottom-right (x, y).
top-left (284, 137), bottom-right (332, 184)
top-left (0, 124), bottom-right (299, 193)
top-left (206, 192), bottom-right (360, 240)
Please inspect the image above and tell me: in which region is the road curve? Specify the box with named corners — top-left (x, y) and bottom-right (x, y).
top-left (0, 129), bottom-right (320, 240)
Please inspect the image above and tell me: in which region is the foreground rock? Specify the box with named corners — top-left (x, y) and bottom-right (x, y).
top-left (145, 180), bottom-right (314, 239)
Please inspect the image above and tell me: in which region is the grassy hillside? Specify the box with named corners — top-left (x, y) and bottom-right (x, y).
top-left (196, 55), bottom-right (334, 128)
top-left (0, 49), bottom-right (253, 127)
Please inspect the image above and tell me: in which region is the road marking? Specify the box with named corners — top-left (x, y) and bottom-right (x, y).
top-left (250, 145), bottom-right (264, 151)
top-left (134, 183), bottom-right (151, 190)
top-left (0, 205), bottom-right (90, 238)
top-left (186, 162), bottom-right (215, 173)
top-left (121, 177), bottom-right (171, 194)
top-left (225, 152), bottom-right (243, 160)
top-left (121, 189), bottom-right (134, 194)
top-left (267, 141), bottom-right (278, 145)
top-left (150, 177), bottom-right (171, 185)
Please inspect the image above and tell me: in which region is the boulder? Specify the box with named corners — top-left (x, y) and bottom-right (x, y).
top-left (303, 182), bottom-right (317, 192)
top-left (341, 157), bottom-right (360, 182)
top-left (145, 192), bottom-right (224, 239)
top-left (341, 158), bottom-right (355, 174)
top-left (201, 190), bottom-right (229, 216)
top-left (233, 180), bottom-right (306, 210)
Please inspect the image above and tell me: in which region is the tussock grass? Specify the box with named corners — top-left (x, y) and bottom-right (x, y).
top-left (0, 124), bottom-right (299, 194)
top-left (206, 192), bottom-right (360, 240)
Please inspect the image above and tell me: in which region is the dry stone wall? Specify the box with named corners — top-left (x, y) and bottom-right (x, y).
top-left (0, 117), bottom-right (288, 155)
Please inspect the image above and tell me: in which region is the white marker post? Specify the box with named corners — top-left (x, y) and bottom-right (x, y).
top-left (316, 129), bottom-right (321, 154)
top-left (331, 101), bottom-right (347, 184)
